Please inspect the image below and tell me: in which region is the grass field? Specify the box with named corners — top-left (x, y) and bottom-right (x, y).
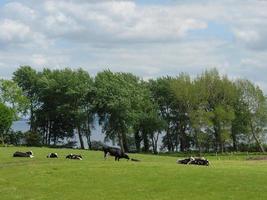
top-left (1, 147), bottom-right (267, 200)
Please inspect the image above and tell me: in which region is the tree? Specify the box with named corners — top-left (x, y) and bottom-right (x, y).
top-left (194, 69), bottom-right (236, 152)
top-left (236, 80), bottom-right (267, 152)
top-left (149, 77), bottom-right (176, 152)
top-left (133, 81), bottom-right (166, 153)
top-left (13, 66), bottom-right (39, 132)
top-left (0, 103), bottom-right (13, 145)
top-left (94, 70), bottom-right (143, 153)
top-left (170, 73), bottom-right (194, 152)
top-left (0, 79), bottom-right (29, 119)
top-left (67, 69), bottom-right (94, 149)
top-left (0, 79), bottom-right (29, 145)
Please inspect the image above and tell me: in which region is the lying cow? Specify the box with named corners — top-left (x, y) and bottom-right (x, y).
top-left (66, 154), bottom-right (82, 160)
top-left (103, 146), bottom-right (129, 161)
top-left (13, 151), bottom-right (34, 158)
top-left (47, 153), bottom-right (58, 158)
top-left (177, 156), bottom-right (209, 166)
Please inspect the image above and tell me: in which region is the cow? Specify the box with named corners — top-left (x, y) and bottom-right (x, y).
top-left (13, 151), bottom-right (34, 158)
top-left (47, 153), bottom-right (58, 158)
top-left (66, 154), bottom-right (82, 160)
top-left (103, 146), bottom-right (130, 161)
top-left (177, 158), bottom-right (191, 164)
top-left (177, 157), bottom-right (209, 166)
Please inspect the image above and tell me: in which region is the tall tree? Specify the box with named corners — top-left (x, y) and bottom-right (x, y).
top-left (13, 66), bottom-right (39, 132)
top-left (170, 73), bottom-right (194, 152)
top-left (149, 77), bottom-right (176, 152)
top-left (195, 69), bottom-right (236, 152)
top-left (236, 80), bottom-right (267, 152)
top-left (0, 103), bottom-right (13, 145)
top-left (133, 81), bottom-right (166, 153)
top-left (94, 70), bottom-right (142, 153)
top-left (0, 79), bottom-right (29, 119)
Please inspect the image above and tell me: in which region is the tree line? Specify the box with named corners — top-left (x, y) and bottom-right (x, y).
top-left (1, 66), bottom-right (267, 154)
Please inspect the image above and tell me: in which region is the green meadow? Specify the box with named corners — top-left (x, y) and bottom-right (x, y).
top-left (1, 147), bottom-right (267, 200)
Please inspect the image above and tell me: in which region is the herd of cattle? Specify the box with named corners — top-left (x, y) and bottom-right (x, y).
top-left (12, 146), bottom-right (137, 161)
top-left (12, 146), bottom-right (209, 166)
top-left (13, 151), bottom-right (83, 160)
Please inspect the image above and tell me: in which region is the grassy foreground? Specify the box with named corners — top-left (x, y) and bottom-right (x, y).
top-left (1, 147), bottom-right (267, 200)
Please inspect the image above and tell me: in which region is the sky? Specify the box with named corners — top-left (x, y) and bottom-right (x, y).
top-left (0, 0), bottom-right (267, 93)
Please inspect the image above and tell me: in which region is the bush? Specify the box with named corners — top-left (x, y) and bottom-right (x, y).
top-left (4, 130), bottom-right (24, 145)
top-left (25, 131), bottom-right (41, 146)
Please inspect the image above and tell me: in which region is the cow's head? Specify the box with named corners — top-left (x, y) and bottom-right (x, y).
top-left (123, 153), bottom-right (130, 160)
top-left (26, 151), bottom-right (33, 156)
top-left (26, 151), bottom-right (34, 158)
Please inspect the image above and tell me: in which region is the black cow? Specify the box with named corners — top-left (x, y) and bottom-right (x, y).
top-left (177, 158), bottom-right (190, 164)
top-left (103, 146), bottom-right (129, 161)
top-left (13, 151), bottom-right (34, 158)
top-left (177, 157), bottom-right (209, 166)
top-left (66, 154), bottom-right (82, 160)
top-left (47, 153), bottom-right (58, 158)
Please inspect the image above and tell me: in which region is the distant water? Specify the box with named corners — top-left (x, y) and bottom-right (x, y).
top-left (12, 120), bottom-right (162, 150)
top-left (12, 120), bottom-right (30, 132)
top-left (11, 119), bottom-right (112, 149)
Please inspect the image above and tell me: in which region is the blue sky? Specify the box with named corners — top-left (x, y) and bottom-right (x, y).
top-left (0, 0), bottom-right (267, 92)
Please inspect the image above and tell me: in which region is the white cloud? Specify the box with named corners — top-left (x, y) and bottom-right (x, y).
top-left (39, 1), bottom-right (208, 43)
top-left (0, 0), bottom-right (267, 94)
top-left (2, 2), bottom-right (36, 20)
top-left (0, 19), bottom-right (31, 43)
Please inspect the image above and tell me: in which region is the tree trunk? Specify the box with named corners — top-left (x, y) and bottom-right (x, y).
top-left (134, 130), bottom-right (141, 152)
top-left (47, 120), bottom-right (52, 145)
top-left (86, 134), bottom-right (91, 150)
top-left (77, 127), bottom-right (85, 149)
top-left (250, 124), bottom-right (265, 153)
top-left (151, 132), bottom-right (159, 154)
top-left (1, 133), bottom-right (4, 145)
top-left (166, 126), bottom-right (172, 152)
top-left (30, 103), bottom-right (34, 132)
top-left (179, 129), bottom-right (186, 152)
top-left (85, 124), bottom-right (91, 150)
top-left (122, 132), bottom-right (128, 153)
top-left (195, 131), bottom-right (201, 156)
top-left (143, 132), bottom-right (149, 152)
top-left (214, 124), bottom-right (220, 153)
top-left (232, 132), bottom-right (237, 151)
top-left (118, 132), bottom-right (125, 153)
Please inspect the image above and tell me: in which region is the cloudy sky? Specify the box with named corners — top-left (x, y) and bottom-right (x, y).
top-left (0, 0), bottom-right (267, 92)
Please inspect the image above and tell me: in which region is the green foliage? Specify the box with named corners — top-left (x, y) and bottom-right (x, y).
top-left (94, 70), bottom-right (144, 152)
top-left (0, 79), bottom-right (29, 119)
top-left (235, 79), bottom-right (267, 152)
top-left (25, 131), bottom-right (42, 146)
top-left (9, 66), bottom-right (267, 153)
top-left (0, 103), bottom-right (14, 144)
top-left (13, 67), bottom-right (94, 148)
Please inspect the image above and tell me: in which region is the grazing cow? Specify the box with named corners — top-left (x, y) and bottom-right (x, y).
top-left (13, 151), bottom-right (34, 158)
top-left (103, 146), bottom-right (130, 161)
top-left (47, 153), bottom-right (58, 158)
top-left (177, 157), bottom-right (209, 166)
top-left (66, 154), bottom-right (82, 160)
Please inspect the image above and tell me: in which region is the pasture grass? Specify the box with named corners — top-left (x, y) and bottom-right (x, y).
top-left (1, 147), bottom-right (267, 200)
